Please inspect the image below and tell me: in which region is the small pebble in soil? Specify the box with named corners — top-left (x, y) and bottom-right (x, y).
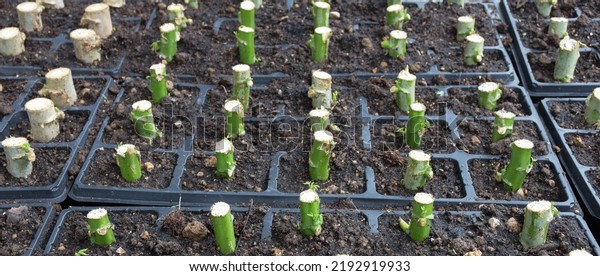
top-left (488, 217), bottom-right (500, 229)
top-left (196, 171), bottom-right (204, 178)
top-left (116, 247), bottom-right (126, 255)
top-left (516, 188), bottom-right (527, 197)
top-left (464, 249), bottom-right (482, 256)
top-left (57, 243), bottom-right (65, 251)
top-left (116, 103), bottom-right (125, 115)
top-left (547, 179), bottom-right (556, 187)
top-left (140, 230), bottom-right (150, 240)
top-left (272, 248), bottom-right (284, 256)
top-left (6, 206), bottom-right (29, 225)
top-left (330, 11), bottom-right (340, 19)
top-left (143, 162), bottom-right (154, 172)
top-left (361, 38), bottom-right (373, 49)
top-left (573, 136), bottom-right (585, 147)
top-left (471, 135), bottom-right (481, 145)
top-left (204, 156), bottom-right (216, 168)
top-left (182, 221), bottom-right (209, 241)
top-left (506, 217), bottom-right (520, 233)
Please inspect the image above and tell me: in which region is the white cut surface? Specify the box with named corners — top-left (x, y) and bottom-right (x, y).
top-left (0, 27), bottom-right (21, 40)
top-left (1, 137), bottom-right (29, 148)
top-left (116, 144), bottom-right (136, 157)
top-left (387, 4), bottom-right (403, 12)
top-left (495, 109), bottom-right (516, 119)
top-left (315, 26), bottom-right (332, 35)
top-left (150, 63), bottom-right (166, 75)
top-left (550, 17), bottom-right (568, 23)
top-left (409, 102), bottom-right (426, 112)
top-left (314, 130), bottom-right (334, 143)
top-left (312, 70), bottom-right (331, 81)
top-left (478, 82), bottom-right (500, 93)
top-left (414, 192), bottom-right (434, 205)
top-left (224, 100), bottom-right (243, 112)
top-left (216, 139), bottom-right (234, 153)
top-left (313, 1), bottom-right (330, 9)
top-left (409, 150), bottom-right (431, 162)
top-left (211, 202), bottom-right (231, 217)
top-left (309, 108), bottom-right (330, 118)
top-left (390, 30), bottom-right (407, 40)
top-left (559, 37), bottom-right (577, 51)
top-left (70, 28), bottom-right (96, 39)
top-left (526, 200), bottom-right (552, 213)
top-left (87, 208), bottom-right (108, 219)
top-left (238, 25), bottom-right (254, 33)
top-left (299, 189), bottom-right (319, 203)
top-left (25, 97), bottom-right (54, 112)
top-left (466, 34), bottom-right (484, 43)
top-left (232, 64), bottom-right (250, 73)
top-left (160, 23), bottom-right (176, 33)
top-left (85, 3), bottom-right (109, 12)
top-left (17, 2), bottom-right (41, 12)
top-left (132, 100), bottom-right (152, 112)
top-left (46, 67), bottom-right (71, 79)
top-left (240, 1), bottom-right (255, 10)
top-left (514, 139), bottom-right (534, 150)
top-left (458, 16), bottom-right (474, 23)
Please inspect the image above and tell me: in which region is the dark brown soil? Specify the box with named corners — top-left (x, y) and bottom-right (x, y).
top-left (205, 2), bottom-right (507, 76)
top-left (0, 206), bottom-right (46, 255)
top-left (0, 80), bottom-right (27, 121)
top-left (371, 152), bottom-right (464, 198)
top-left (202, 76), bottom-right (361, 118)
top-left (508, 1), bottom-right (600, 83)
top-left (447, 87), bottom-right (530, 117)
top-left (565, 133), bottom-right (600, 167)
top-left (0, 147), bottom-right (70, 187)
top-left (548, 100), bottom-right (591, 130)
top-left (278, 145), bottom-right (368, 194)
top-left (0, 0), bottom-right (152, 74)
top-left (82, 148), bottom-right (177, 189)
top-left (457, 120), bottom-right (548, 156)
top-left (509, 1), bottom-right (600, 49)
top-left (47, 206), bottom-right (266, 256)
top-left (370, 120), bottom-right (455, 153)
top-left (528, 51), bottom-right (600, 83)
top-left (181, 150), bottom-right (270, 192)
top-left (270, 212), bottom-right (374, 255)
top-left (360, 77), bottom-right (446, 116)
top-left (28, 78), bottom-right (105, 107)
top-left (102, 78), bottom-right (198, 150)
top-left (376, 205), bottom-right (594, 256)
top-left (44, 203), bottom-right (596, 256)
top-left (469, 159), bottom-right (567, 202)
top-left (585, 170), bottom-right (600, 196)
top-left (7, 110), bottom-right (89, 143)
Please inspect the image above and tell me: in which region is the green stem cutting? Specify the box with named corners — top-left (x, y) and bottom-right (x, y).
top-left (399, 193), bottom-right (434, 242)
top-left (496, 139), bottom-right (536, 192)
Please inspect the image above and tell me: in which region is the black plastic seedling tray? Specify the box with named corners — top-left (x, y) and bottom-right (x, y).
top-left (539, 98), bottom-right (600, 220)
top-left (43, 206), bottom-right (600, 256)
top-left (0, 203), bottom-right (55, 256)
top-left (68, 75), bottom-right (576, 213)
top-left (0, 76), bottom-right (111, 203)
top-left (205, 0), bottom-right (517, 83)
top-left (499, 0), bottom-right (600, 97)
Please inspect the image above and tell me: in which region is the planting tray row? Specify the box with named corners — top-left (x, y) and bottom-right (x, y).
top-left (42, 205), bottom-right (600, 256)
top-left (0, 75), bottom-right (112, 203)
top-left (67, 75), bottom-right (576, 212)
top-left (539, 98), bottom-right (600, 220)
top-left (1, 1), bottom-right (517, 85)
top-left (499, 0), bottom-right (600, 97)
